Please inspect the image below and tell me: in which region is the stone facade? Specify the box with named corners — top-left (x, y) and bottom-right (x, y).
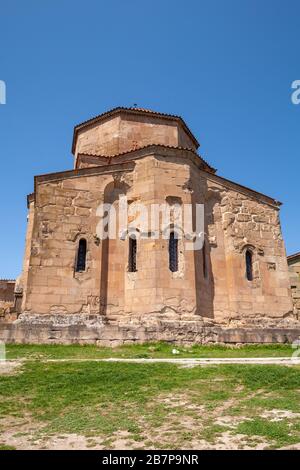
top-left (0, 280), bottom-right (15, 320)
top-left (0, 280), bottom-right (15, 304)
top-left (288, 253), bottom-right (300, 318)
top-left (0, 107), bottom-right (297, 344)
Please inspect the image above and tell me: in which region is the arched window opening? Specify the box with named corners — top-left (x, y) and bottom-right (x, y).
top-left (202, 241), bottom-right (207, 278)
top-left (169, 232), bottom-right (178, 272)
top-left (76, 239), bottom-right (87, 272)
top-left (128, 236), bottom-right (137, 272)
top-left (245, 249), bottom-right (253, 281)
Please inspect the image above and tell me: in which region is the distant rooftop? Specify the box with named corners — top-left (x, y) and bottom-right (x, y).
top-left (287, 252), bottom-right (300, 262)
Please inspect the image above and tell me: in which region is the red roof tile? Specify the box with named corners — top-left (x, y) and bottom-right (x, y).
top-left (287, 252), bottom-right (300, 262)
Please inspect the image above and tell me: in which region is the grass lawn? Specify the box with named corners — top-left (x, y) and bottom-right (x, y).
top-left (5, 342), bottom-right (295, 360)
top-left (0, 343), bottom-right (299, 450)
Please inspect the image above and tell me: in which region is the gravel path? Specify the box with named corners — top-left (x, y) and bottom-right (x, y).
top-left (0, 357), bottom-right (300, 367)
top-left (1, 357), bottom-right (299, 366)
top-left (101, 357), bottom-right (300, 365)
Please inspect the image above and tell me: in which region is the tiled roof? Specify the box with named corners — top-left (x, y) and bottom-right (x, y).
top-left (76, 144), bottom-right (215, 172)
top-left (72, 107), bottom-right (200, 154)
top-left (129, 107), bottom-right (154, 112)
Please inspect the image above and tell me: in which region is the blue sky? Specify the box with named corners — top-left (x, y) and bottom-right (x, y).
top-left (0, 0), bottom-right (299, 279)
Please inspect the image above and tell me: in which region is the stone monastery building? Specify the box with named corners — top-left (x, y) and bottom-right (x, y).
top-left (1, 107), bottom-right (299, 344)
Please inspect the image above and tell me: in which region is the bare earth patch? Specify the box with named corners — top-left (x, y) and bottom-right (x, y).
top-left (117, 392), bottom-right (275, 450)
top-left (0, 360), bottom-right (23, 375)
top-left (260, 409), bottom-right (300, 422)
top-left (280, 442), bottom-right (300, 450)
top-left (190, 432), bottom-right (269, 450)
top-left (215, 415), bottom-right (251, 428)
top-left (0, 402), bottom-right (272, 450)
top-left (0, 417), bottom-right (105, 450)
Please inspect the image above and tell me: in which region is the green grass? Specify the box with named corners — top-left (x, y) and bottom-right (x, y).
top-left (0, 357), bottom-right (299, 449)
top-left (236, 418), bottom-right (300, 448)
top-left (0, 444), bottom-right (16, 450)
top-left (5, 342), bottom-right (294, 360)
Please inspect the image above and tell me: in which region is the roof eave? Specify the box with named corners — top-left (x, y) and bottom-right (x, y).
top-left (287, 252), bottom-right (300, 262)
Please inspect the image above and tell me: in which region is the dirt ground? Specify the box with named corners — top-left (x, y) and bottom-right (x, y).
top-left (1, 358), bottom-right (299, 450)
top-left (1, 395), bottom-right (299, 450)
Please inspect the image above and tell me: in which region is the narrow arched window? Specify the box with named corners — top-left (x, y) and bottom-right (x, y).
top-left (202, 241), bottom-right (207, 278)
top-left (169, 232), bottom-right (178, 272)
top-left (245, 250), bottom-right (253, 281)
top-left (128, 235), bottom-right (137, 272)
top-left (76, 239), bottom-right (87, 272)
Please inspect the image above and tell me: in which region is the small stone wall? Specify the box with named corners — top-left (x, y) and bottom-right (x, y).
top-left (0, 280), bottom-right (15, 318)
top-left (0, 280), bottom-right (15, 302)
top-left (0, 317), bottom-right (299, 346)
top-left (288, 256), bottom-right (300, 318)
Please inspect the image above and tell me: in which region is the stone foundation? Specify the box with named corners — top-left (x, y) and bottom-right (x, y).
top-left (0, 314), bottom-right (299, 346)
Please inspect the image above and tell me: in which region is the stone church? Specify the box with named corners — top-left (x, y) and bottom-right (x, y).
top-left (1, 107), bottom-right (299, 344)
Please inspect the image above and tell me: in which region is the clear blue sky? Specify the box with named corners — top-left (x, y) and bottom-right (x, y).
top-left (0, 0), bottom-right (299, 279)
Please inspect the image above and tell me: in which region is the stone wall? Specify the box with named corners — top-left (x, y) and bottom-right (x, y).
top-left (16, 148), bottom-right (295, 331)
top-left (202, 172), bottom-right (293, 326)
top-left (20, 165), bottom-right (133, 316)
top-left (0, 315), bottom-right (299, 346)
top-left (288, 255), bottom-right (300, 318)
top-left (0, 280), bottom-right (15, 303)
top-left (0, 280), bottom-right (15, 318)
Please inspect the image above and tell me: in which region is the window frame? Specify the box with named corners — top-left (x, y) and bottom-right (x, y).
top-left (128, 235), bottom-right (137, 272)
top-left (169, 231), bottom-right (179, 273)
top-left (75, 238), bottom-right (87, 273)
top-left (245, 249), bottom-right (253, 281)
